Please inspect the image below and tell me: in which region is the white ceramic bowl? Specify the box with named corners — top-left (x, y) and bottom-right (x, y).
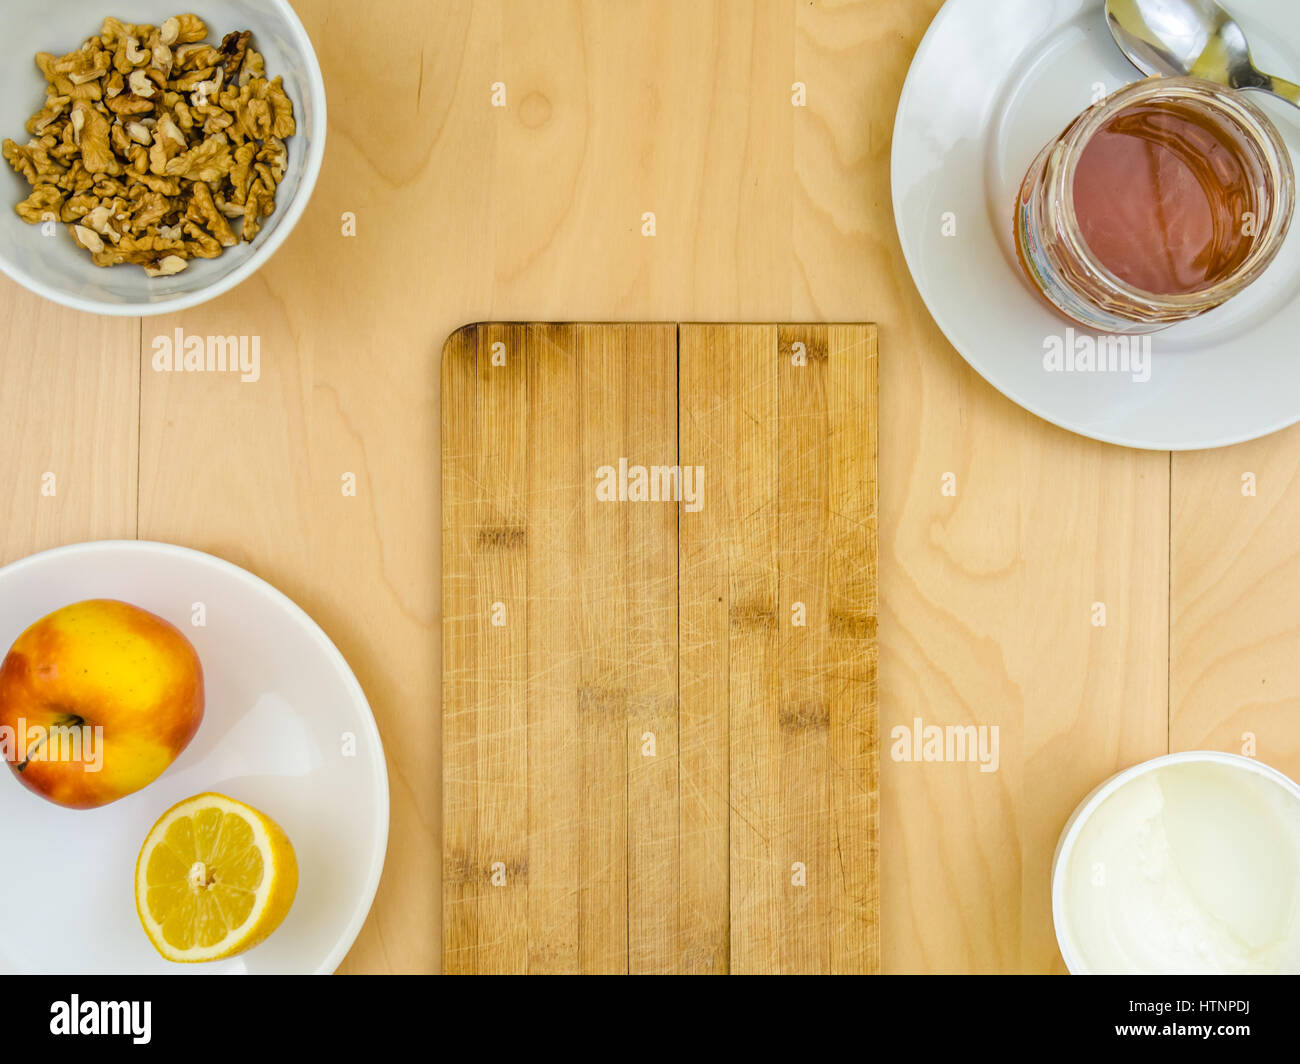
top-left (0, 1), bottom-right (325, 316)
top-left (1052, 751), bottom-right (1300, 974)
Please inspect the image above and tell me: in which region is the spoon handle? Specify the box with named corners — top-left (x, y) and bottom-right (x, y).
top-left (1264, 74), bottom-right (1300, 108)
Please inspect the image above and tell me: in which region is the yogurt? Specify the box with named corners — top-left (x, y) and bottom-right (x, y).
top-left (1054, 754), bottom-right (1300, 974)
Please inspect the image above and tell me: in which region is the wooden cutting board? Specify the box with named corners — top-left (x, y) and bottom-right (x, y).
top-left (442, 323), bottom-right (878, 974)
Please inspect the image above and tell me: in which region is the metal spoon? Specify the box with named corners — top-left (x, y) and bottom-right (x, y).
top-left (1105, 0), bottom-right (1300, 107)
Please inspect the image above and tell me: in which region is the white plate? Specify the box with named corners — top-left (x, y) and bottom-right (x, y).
top-left (0, 541), bottom-right (388, 974)
top-left (892, 0), bottom-right (1300, 450)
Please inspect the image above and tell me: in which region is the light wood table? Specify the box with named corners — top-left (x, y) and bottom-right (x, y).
top-left (1, 0), bottom-right (1294, 974)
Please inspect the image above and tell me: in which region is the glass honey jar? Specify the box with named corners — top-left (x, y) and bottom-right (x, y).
top-left (1015, 77), bottom-right (1294, 333)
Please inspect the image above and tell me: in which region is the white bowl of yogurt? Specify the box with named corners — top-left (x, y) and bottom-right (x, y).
top-left (1052, 751), bottom-right (1300, 974)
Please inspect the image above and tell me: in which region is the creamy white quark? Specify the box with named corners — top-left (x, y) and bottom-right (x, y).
top-left (1064, 761), bottom-right (1300, 974)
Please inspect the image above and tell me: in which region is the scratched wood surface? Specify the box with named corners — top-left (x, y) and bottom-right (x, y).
top-left (442, 323), bottom-right (878, 974)
top-left (1, 0), bottom-right (1255, 974)
top-left (680, 324), bottom-right (879, 974)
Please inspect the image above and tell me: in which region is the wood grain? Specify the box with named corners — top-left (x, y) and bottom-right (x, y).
top-left (0, 0), bottom-right (1224, 974)
top-left (525, 323), bottom-right (580, 974)
top-left (623, 324), bottom-right (680, 974)
top-left (678, 324), bottom-right (743, 975)
top-left (679, 323), bottom-right (879, 974)
top-left (0, 293), bottom-right (137, 560)
top-left (825, 324), bottom-right (879, 973)
top-left (443, 322), bottom-right (878, 974)
top-left (445, 324), bottom-right (683, 973)
top-left (441, 323), bottom-right (480, 973)
top-left (472, 323), bottom-right (530, 973)
top-left (1172, 434), bottom-right (1300, 781)
top-left (573, 324), bottom-right (633, 973)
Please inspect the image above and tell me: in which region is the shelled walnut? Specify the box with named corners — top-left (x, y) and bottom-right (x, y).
top-left (3, 14), bottom-right (295, 276)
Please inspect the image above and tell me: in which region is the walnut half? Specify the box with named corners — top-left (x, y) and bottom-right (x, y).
top-left (3, 14), bottom-right (295, 275)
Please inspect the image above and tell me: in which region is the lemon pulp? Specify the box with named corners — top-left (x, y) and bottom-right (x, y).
top-left (136, 793), bottom-right (298, 963)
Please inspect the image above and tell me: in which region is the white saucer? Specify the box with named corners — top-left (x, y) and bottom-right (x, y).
top-left (892, 0), bottom-right (1300, 450)
top-left (0, 542), bottom-right (389, 974)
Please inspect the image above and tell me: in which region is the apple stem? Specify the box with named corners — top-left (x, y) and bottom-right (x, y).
top-left (16, 714), bottom-right (87, 772)
top-left (15, 734), bottom-right (46, 773)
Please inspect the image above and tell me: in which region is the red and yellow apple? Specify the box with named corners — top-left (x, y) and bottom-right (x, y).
top-left (0, 600), bottom-right (204, 809)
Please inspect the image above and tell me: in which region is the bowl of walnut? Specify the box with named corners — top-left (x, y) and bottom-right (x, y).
top-left (0, 4), bottom-right (325, 315)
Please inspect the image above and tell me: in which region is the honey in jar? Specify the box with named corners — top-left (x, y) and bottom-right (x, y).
top-left (1015, 77), bottom-right (1294, 333)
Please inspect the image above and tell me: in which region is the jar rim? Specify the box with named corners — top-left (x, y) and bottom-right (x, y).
top-left (1049, 76), bottom-right (1295, 311)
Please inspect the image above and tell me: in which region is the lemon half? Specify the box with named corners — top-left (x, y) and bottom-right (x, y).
top-left (135, 792), bottom-right (298, 963)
